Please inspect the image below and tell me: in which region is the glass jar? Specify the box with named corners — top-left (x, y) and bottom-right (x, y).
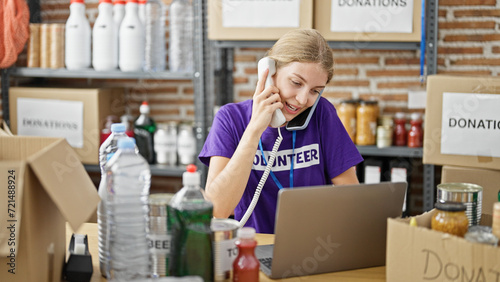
top-left (356, 100), bottom-right (378, 146)
top-left (376, 125), bottom-right (392, 148)
top-left (337, 99), bottom-right (357, 142)
top-left (407, 112), bottom-right (423, 148)
top-left (393, 112), bottom-right (407, 146)
top-left (431, 201), bottom-right (469, 237)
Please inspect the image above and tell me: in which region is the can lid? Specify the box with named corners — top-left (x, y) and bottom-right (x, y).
top-left (435, 201), bottom-right (467, 212)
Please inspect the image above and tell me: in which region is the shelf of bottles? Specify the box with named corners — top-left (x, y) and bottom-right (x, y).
top-left (9, 67), bottom-right (193, 80)
top-left (356, 145), bottom-right (423, 158)
top-left (84, 163), bottom-right (186, 177)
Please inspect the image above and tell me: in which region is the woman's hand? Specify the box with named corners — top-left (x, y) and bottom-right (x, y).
top-left (249, 68), bottom-right (283, 134)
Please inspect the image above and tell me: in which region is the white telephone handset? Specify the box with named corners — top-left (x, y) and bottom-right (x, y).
top-left (239, 58), bottom-right (285, 228)
top-left (258, 57), bottom-right (286, 128)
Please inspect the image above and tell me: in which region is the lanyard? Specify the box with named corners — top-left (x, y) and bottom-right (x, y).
top-left (258, 130), bottom-right (296, 189)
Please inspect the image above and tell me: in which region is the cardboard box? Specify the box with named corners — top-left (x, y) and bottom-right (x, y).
top-left (9, 87), bottom-right (125, 165)
top-left (386, 211), bottom-right (500, 282)
top-left (208, 0), bottom-right (313, 40)
top-left (0, 136), bottom-right (100, 282)
top-left (314, 0), bottom-right (422, 42)
top-left (423, 75), bottom-right (500, 170)
top-left (441, 165), bottom-right (500, 216)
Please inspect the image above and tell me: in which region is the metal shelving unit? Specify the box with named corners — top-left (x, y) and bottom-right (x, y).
top-left (1, 0), bottom-right (212, 180)
top-left (211, 1), bottom-right (439, 212)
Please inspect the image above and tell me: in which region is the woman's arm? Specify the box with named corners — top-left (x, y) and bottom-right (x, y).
top-left (204, 68), bottom-right (283, 218)
top-left (331, 166), bottom-right (359, 185)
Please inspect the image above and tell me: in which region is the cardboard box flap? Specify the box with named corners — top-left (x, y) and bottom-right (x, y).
top-left (0, 161), bottom-right (25, 256)
top-left (1, 136), bottom-right (60, 161)
top-left (27, 138), bottom-right (99, 231)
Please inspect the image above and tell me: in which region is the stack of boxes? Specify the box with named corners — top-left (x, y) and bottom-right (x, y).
top-left (386, 74), bottom-right (500, 281)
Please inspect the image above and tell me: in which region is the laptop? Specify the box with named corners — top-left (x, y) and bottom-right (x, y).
top-left (255, 181), bottom-right (407, 279)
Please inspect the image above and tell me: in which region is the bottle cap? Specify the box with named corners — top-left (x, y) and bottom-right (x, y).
top-left (70, 0), bottom-right (85, 3)
top-left (410, 112), bottom-right (422, 121)
top-left (117, 138), bottom-right (136, 149)
top-left (138, 0), bottom-right (147, 3)
top-left (99, 0), bottom-right (112, 3)
top-left (182, 164), bottom-right (200, 186)
top-left (111, 123), bottom-right (126, 133)
top-left (238, 227), bottom-right (256, 239)
top-left (114, 0), bottom-right (126, 4)
top-left (126, 0), bottom-right (138, 3)
top-left (139, 101), bottom-right (150, 114)
top-left (394, 112), bottom-right (406, 120)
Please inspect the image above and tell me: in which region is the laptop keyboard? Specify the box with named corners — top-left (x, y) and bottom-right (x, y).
top-left (258, 257), bottom-right (273, 269)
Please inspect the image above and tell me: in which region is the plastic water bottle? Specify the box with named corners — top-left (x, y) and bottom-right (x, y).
top-left (93, 0), bottom-right (118, 71)
top-left (167, 164), bottom-right (214, 281)
top-left (169, 0), bottom-right (193, 72)
top-left (119, 0), bottom-right (145, 71)
top-left (97, 123), bottom-right (131, 278)
top-left (134, 101), bottom-right (156, 164)
top-left (65, 0), bottom-right (91, 70)
top-left (107, 138), bottom-right (151, 280)
top-left (144, 0), bottom-right (166, 71)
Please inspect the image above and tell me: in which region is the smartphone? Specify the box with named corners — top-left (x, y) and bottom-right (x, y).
top-left (286, 89), bottom-right (323, 131)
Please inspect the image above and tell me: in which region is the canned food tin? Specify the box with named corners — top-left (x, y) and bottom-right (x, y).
top-left (149, 193), bottom-right (174, 277)
top-left (437, 183), bottom-right (483, 226)
top-left (211, 218), bottom-right (240, 282)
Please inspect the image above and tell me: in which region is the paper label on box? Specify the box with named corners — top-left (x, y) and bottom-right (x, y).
top-left (222, 0), bottom-right (300, 28)
top-left (330, 0), bottom-right (414, 33)
top-left (17, 98), bottom-right (84, 148)
top-left (441, 92), bottom-right (500, 158)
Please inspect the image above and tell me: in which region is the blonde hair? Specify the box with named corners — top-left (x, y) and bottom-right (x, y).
top-left (266, 29), bottom-right (334, 83)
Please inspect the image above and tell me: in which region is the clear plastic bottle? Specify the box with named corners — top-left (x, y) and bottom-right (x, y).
top-left (167, 164), bottom-right (214, 281)
top-left (107, 138), bottom-right (151, 280)
top-left (65, 0), bottom-right (91, 70)
top-left (233, 227), bottom-right (259, 282)
top-left (97, 123), bottom-right (132, 278)
top-left (144, 0), bottom-right (166, 71)
top-left (134, 101), bottom-right (156, 164)
top-left (93, 0), bottom-right (118, 71)
top-left (119, 0), bottom-right (145, 71)
top-left (169, 0), bottom-right (193, 72)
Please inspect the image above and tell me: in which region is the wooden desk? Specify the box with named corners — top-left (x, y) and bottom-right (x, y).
top-left (66, 223), bottom-right (386, 281)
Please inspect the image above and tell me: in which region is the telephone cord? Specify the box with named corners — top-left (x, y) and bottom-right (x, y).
top-left (239, 126), bottom-right (283, 228)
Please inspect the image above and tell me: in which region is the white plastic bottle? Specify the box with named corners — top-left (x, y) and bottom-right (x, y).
top-left (93, 0), bottom-right (118, 71)
top-left (169, 0), bottom-right (193, 72)
top-left (107, 138), bottom-right (151, 280)
top-left (97, 123), bottom-right (130, 278)
top-left (144, 0), bottom-right (166, 71)
top-left (119, 0), bottom-right (145, 71)
top-left (113, 0), bottom-right (126, 27)
top-left (138, 0), bottom-right (147, 26)
top-left (65, 0), bottom-right (91, 70)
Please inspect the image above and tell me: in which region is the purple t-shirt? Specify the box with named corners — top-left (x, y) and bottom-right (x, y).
top-left (199, 97), bottom-right (363, 233)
